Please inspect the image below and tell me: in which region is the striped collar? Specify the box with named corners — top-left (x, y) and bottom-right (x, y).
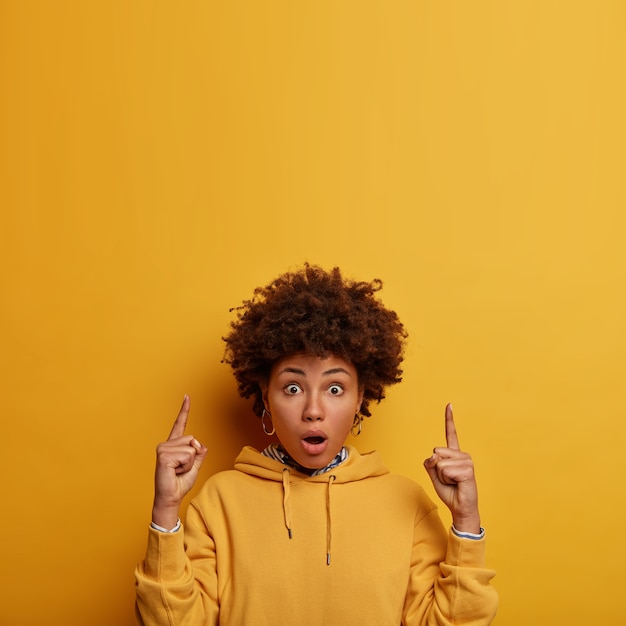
top-left (262, 444), bottom-right (348, 476)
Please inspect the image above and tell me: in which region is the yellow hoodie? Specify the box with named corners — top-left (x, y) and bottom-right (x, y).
top-left (135, 446), bottom-right (497, 625)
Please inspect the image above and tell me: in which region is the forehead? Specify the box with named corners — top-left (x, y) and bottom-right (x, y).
top-left (270, 353), bottom-right (357, 377)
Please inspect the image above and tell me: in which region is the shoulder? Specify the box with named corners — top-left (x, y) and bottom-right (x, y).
top-left (346, 447), bottom-right (434, 497)
top-left (191, 446), bottom-right (284, 500)
top-left (191, 468), bottom-right (242, 500)
top-left (187, 467), bottom-right (260, 527)
top-left (339, 451), bottom-right (438, 518)
top-left (374, 471), bottom-right (436, 504)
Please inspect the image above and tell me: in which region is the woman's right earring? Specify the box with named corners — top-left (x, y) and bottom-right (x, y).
top-left (261, 409), bottom-right (275, 436)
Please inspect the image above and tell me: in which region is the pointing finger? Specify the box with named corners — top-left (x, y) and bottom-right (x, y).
top-left (168, 395), bottom-right (190, 440)
top-left (445, 403), bottom-right (460, 450)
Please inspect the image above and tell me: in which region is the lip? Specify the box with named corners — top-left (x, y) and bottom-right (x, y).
top-left (301, 430), bottom-right (328, 455)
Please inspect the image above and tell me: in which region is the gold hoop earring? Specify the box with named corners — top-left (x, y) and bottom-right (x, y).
top-left (261, 409), bottom-right (275, 436)
top-left (351, 414), bottom-right (362, 437)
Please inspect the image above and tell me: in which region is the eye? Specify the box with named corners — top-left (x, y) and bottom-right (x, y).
top-left (284, 383), bottom-right (302, 395)
top-left (328, 384), bottom-right (344, 396)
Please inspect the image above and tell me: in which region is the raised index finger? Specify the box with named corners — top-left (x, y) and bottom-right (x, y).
top-left (168, 395), bottom-right (190, 440)
top-left (445, 403), bottom-right (460, 450)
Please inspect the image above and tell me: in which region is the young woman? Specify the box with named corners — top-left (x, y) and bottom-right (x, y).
top-left (135, 265), bottom-right (498, 625)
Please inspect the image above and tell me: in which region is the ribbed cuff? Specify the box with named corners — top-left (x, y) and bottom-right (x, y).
top-left (446, 527), bottom-right (487, 567)
top-left (143, 523), bottom-right (187, 581)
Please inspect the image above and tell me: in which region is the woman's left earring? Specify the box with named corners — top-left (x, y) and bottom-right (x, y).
top-left (351, 414), bottom-right (362, 437)
top-left (261, 408), bottom-right (275, 435)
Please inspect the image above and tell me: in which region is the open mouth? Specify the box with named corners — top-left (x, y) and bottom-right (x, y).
top-left (301, 433), bottom-right (328, 455)
top-left (304, 436), bottom-right (325, 445)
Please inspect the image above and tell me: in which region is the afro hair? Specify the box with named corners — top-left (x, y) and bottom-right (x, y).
top-left (222, 264), bottom-right (407, 418)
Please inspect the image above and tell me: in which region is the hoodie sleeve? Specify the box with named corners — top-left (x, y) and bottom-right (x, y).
top-left (402, 507), bottom-right (498, 625)
top-left (134, 503), bottom-right (219, 626)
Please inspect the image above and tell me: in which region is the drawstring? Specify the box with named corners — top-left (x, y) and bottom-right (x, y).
top-left (282, 468), bottom-right (293, 539)
top-left (326, 474), bottom-right (336, 565)
top-left (280, 468), bottom-right (336, 565)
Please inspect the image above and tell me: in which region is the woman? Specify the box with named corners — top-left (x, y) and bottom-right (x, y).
top-left (135, 265), bottom-right (498, 625)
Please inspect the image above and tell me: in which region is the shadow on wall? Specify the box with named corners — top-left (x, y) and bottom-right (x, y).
top-left (189, 376), bottom-right (271, 483)
top-left (220, 389), bottom-right (271, 457)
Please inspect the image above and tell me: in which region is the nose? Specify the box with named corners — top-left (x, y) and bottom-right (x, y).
top-left (302, 393), bottom-right (324, 422)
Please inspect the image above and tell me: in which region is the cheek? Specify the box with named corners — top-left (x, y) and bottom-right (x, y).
top-left (268, 393), bottom-right (301, 417)
top-left (335, 402), bottom-right (358, 425)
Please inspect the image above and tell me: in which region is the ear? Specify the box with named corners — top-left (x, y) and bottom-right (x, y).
top-left (260, 382), bottom-right (269, 410)
top-left (356, 387), bottom-right (365, 413)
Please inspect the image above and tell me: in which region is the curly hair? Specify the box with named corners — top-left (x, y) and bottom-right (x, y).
top-left (222, 264), bottom-right (407, 418)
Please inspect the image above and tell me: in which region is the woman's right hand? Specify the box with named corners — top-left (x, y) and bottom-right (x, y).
top-left (152, 395), bottom-right (208, 529)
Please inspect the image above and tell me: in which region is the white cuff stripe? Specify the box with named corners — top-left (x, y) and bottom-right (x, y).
top-left (150, 518), bottom-right (181, 533)
top-left (451, 525), bottom-right (485, 540)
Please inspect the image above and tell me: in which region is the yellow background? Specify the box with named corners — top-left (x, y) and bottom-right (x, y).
top-left (1, 2), bottom-right (624, 624)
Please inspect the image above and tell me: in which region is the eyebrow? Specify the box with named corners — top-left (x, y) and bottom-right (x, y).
top-left (277, 367), bottom-right (352, 377)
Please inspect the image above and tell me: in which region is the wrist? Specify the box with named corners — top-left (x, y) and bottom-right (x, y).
top-left (451, 512), bottom-right (481, 535)
top-left (152, 501), bottom-right (181, 530)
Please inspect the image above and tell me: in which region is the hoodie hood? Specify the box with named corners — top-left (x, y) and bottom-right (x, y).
top-left (233, 446), bottom-right (390, 565)
top-left (234, 445), bottom-right (390, 483)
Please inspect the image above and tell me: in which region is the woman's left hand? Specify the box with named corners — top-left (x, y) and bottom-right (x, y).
top-left (423, 404), bottom-right (481, 534)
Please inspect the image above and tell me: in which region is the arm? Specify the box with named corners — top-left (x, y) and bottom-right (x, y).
top-left (404, 405), bottom-right (498, 624)
top-left (135, 396), bottom-right (215, 626)
top-left (403, 506), bottom-right (497, 625)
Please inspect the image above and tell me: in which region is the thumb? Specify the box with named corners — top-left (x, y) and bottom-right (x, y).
top-left (191, 438), bottom-right (208, 471)
top-left (423, 453), bottom-right (440, 485)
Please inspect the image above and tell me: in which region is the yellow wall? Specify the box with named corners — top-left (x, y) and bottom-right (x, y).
top-left (1, 2), bottom-right (624, 624)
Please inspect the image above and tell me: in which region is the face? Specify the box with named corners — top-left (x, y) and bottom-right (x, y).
top-left (262, 353), bottom-right (364, 470)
